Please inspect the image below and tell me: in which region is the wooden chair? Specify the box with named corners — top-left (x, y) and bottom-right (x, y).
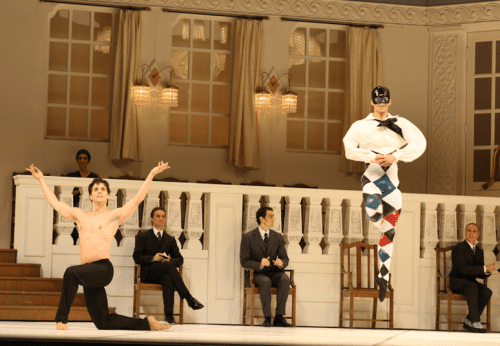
top-left (242, 268), bottom-right (296, 326)
top-left (339, 242), bottom-right (394, 329)
top-left (133, 264), bottom-right (184, 324)
top-left (435, 246), bottom-right (491, 331)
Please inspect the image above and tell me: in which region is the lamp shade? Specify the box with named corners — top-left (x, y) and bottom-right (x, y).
top-left (254, 90), bottom-right (271, 112)
top-left (131, 83), bottom-right (152, 105)
top-left (160, 85), bottom-right (179, 107)
top-left (281, 91), bottom-right (297, 114)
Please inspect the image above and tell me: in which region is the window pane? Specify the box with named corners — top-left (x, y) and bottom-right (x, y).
top-left (47, 107), bottom-right (66, 136)
top-left (69, 108), bottom-right (88, 138)
top-left (94, 13), bottom-right (112, 42)
top-left (329, 30), bottom-right (346, 58)
top-left (70, 76), bottom-right (89, 105)
top-left (287, 121), bottom-right (304, 150)
top-left (90, 109), bottom-right (109, 140)
top-left (172, 19), bottom-right (190, 48)
top-left (92, 77), bottom-right (110, 107)
top-left (212, 85), bottom-right (230, 114)
top-left (473, 149), bottom-right (490, 182)
top-left (308, 91), bottom-right (325, 119)
top-left (48, 74), bottom-right (67, 104)
top-left (329, 61), bottom-right (346, 90)
top-left (475, 78), bottom-right (491, 110)
top-left (49, 42), bottom-right (68, 71)
top-left (169, 113), bottom-right (188, 143)
top-left (190, 115), bottom-right (209, 145)
top-left (496, 41), bottom-right (500, 73)
top-left (72, 11), bottom-right (91, 41)
top-left (289, 28), bottom-right (306, 56)
top-left (71, 43), bottom-right (90, 73)
top-left (50, 10), bottom-right (69, 39)
top-left (328, 92), bottom-right (345, 121)
top-left (475, 41), bottom-right (492, 75)
top-left (496, 113), bottom-right (500, 146)
top-left (193, 20), bottom-right (210, 49)
top-left (474, 113), bottom-right (490, 146)
top-left (213, 53), bottom-right (231, 82)
top-left (307, 122), bottom-right (324, 151)
top-left (171, 50), bottom-right (189, 80)
top-left (496, 77), bottom-right (500, 109)
top-left (289, 60), bottom-right (305, 87)
top-left (309, 60), bottom-right (326, 88)
top-left (191, 84), bottom-right (209, 113)
top-left (192, 52), bottom-right (210, 81)
top-left (93, 45), bottom-right (111, 74)
top-left (309, 29), bottom-right (326, 57)
top-left (215, 22), bottom-right (231, 50)
top-left (175, 82), bottom-right (189, 112)
top-left (288, 90), bottom-right (305, 119)
top-left (327, 123), bottom-right (343, 152)
top-left (211, 116), bottom-right (230, 146)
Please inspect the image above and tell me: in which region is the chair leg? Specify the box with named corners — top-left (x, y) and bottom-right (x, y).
top-left (448, 300), bottom-right (452, 332)
top-left (242, 291), bottom-right (247, 326)
top-left (339, 295), bottom-right (343, 328)
top-left (372, 297), bottom-right (377, 329)
top-left (135, 286), bottom-right (141, 319)
top-left (435, 297), bottom-right (440, 331)
top-left (179, 297), bottom-right (184, 325)
top-left (389, 295), bottom-right (394, 330)
top-left (250, 290), bottom-right (255, 326)
top-left (349, 296), bottom-right (354, 329)
top-left (487, 300), bottom-right (491, 332)
top-left (292, 289), bottom-right (296, 327)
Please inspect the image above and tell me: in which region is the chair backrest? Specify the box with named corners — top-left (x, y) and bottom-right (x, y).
top-left (435, 245), bottom-right (455, 294)
top-left (340, 242), bottom-right (379, 290)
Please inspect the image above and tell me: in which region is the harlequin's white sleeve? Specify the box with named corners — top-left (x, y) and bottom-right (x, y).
top-left (343, 121), bottom-right (378, 163)
top-left (391, 118), bottom-right (426, 162)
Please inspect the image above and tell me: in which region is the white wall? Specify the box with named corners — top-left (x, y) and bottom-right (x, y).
top-left (0, 1), bottom-right (430, 249)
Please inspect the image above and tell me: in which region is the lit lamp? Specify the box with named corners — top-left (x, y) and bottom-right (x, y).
top-left (254, 72), bottom-right (297, 114)
top-left (130, 65), bottom-right (179, 107)
top-left (281, 74), bottom-right (297, 114)
top-left (254, 89), bottom-right (271, 112)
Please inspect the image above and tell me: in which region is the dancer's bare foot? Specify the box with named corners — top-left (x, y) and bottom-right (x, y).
top-left (147, 316), bottom-right (170, 331)
top-left (56, 322), bottom-right (69, 330)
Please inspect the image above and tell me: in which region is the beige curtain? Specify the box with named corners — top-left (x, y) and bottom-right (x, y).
top-left (109, 10), bottom-right (143, 161)
top-left (340, 27), bottom-right (383, 173)
top-left (228, 19), bottom-right (263, 169)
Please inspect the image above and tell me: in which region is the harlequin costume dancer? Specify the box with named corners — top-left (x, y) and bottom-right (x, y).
top-left (343, 86), bottom-right (426, 301)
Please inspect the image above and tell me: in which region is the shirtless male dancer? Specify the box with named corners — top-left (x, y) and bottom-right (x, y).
top-left (27, 162), bottom-right (171, 331)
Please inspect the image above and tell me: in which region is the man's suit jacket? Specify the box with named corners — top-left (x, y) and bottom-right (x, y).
top-left (449, 240), bottom-right (488, 287)
top-left (240, 228), bottom-right (289, 273)
top-left (133, 229), bottom-right (183, 281)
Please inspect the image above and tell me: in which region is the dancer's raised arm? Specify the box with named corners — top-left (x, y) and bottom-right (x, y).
top-left (27, 164), bottom-right (81, 223)
top-left (113, 161), bottom-right (170, 225)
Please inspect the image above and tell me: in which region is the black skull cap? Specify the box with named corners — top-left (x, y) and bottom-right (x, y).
top-left (372, 86), bottom-right (390, 101)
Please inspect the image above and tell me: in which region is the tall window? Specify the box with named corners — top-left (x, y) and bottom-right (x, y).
top-left (169, 18), bottom-right (233, 147)
top-left (466, 31), bottom-right (500, 192)
top-left (47, 9), bottom-right (117, 141)
top-left (287, 26), bottom-right (347, 153)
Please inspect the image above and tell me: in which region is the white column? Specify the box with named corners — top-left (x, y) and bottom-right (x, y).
top-left (303, 196), bottom-right (323, 254)
top-left (119, 188), bottom-right (140, 249)
top-left (265, 195), bottom-right (283, 233)
top-left (54, 185), bottom-right (75, 246)
top-left (438, 202), bottom-right (458, 247)
top-left (141, 189), bottom-right (161, 231)
top-left (457, 204), bottom-right (477, 242)
top-left (184, 191), bottom-right (204, 250)
top-left (165, 190), bottom-right (183, 249)
top-left (420, 202), bottom-right (439, 258)
top-left (477, 204), bottom-right (497, 265)
top-left (242, 194), bottom-right (261, 234)
top-left (323, 197), bottom-right (343, 255)
top-left (344, 197), bottom-right (363, 244)
top-left (283, 196), bottom-right (303, 254)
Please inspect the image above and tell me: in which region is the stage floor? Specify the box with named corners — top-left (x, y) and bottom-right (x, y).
top-left (0, 322), bottom-right (497, 346)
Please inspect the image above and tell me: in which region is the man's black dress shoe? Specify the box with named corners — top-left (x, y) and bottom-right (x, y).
top-left (374, 276), bottom-right (388, 302)
top-left (165, 315), bottom-right (177, 325)
top-left (263, 317), bottom-right (272, 327)
top-left (186, 296), bottom-right (204, 310)
top-left (273, 315), bottom-right (292, 327)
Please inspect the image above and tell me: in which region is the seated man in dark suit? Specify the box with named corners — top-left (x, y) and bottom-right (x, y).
top-left (240, 207), bottom-right (293, 327)
top-left (449, 223), bottom-right (496, 333)
top-left (133, 207), bottom-right (203, 324)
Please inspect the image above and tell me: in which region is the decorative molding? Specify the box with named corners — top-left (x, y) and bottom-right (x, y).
top-left (63, 0), bottom-right (500, 27)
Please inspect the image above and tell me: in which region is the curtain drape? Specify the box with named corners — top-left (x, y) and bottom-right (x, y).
top-left (109, 10), bottom-right (143, 161)
top-left (228, 19), bottom-right (263, 169)
top-left (340, 27), bottom-right (383, 173)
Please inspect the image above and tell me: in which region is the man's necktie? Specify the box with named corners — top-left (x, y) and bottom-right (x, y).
top-left (264, 233), bottom-right (268, 243)
top-left (473, 246), bottom-right (476, 255)
top-left (157, 232), bottom-right (162, 242)
top-left (375, 118), bottom-right (404, 139)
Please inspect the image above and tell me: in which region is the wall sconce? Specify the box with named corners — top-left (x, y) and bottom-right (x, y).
top-left (254, 72), bottom-right (297, 114)
top-left (131, 64), bottom-right (178, 107)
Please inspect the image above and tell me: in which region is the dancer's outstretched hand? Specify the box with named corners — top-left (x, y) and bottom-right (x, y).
top-left (27, 164), bottom-right (44, 181)
top-left (150, 161), bottom-right (170, 176)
